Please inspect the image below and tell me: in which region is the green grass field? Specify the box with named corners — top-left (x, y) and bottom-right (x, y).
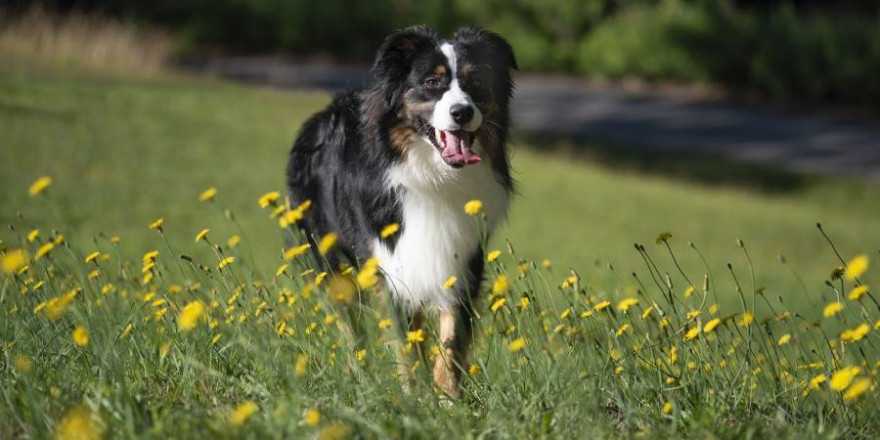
top-left (3, 57), bottom-right (880, 439)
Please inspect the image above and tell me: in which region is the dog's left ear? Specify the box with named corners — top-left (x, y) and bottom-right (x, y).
top-left (454, 27), bottom-right (517, 99)
top-left (454, 27), bottom-right (518, 73)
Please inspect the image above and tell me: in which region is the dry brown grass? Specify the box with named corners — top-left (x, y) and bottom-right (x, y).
top-left (0, 6), bottom-right (172, 75)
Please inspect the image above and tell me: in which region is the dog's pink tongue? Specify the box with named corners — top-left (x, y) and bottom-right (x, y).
top-left (441, 130), bottom-right (481, 166)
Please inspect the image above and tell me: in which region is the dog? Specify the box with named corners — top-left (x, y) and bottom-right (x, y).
top-left (286, 25), bottom-right (517, 398)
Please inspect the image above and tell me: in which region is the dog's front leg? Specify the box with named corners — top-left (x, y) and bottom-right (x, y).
top-left (433, 303), bottom-right (473, 399)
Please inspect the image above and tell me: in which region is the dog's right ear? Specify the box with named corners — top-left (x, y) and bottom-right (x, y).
top-left (372, 25), bottom-right (437, 84)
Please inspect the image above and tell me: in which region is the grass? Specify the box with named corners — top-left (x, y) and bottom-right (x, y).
top-left (3, 56), bottom-right (880, 438)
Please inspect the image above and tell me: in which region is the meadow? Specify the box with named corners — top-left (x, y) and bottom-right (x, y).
top-left (3, 52), bottom-right (880, 438)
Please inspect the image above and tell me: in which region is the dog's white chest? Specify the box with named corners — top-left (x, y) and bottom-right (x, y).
top-left (373, 140), bottom-right (508, 311)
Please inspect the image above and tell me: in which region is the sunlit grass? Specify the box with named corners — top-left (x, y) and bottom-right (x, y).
top-left (2, 174), bottom-right (880, 439)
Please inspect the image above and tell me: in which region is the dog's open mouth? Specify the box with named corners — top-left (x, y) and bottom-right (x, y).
top-left (420, 121), bottom-right (481, 168)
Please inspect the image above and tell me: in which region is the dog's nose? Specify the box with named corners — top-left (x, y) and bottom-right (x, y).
top-left (450, 104), bottom-right (474, 125)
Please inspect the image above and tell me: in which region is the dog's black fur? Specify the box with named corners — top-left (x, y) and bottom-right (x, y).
top-left (285, 25), bottom-right (516, 396)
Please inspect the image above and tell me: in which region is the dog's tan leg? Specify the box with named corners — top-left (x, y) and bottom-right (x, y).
top-left (433, 309), bottom-right (466, 399)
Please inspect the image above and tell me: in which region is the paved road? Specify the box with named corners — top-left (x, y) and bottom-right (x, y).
top-left (185, 57), bottom-right (880, 181)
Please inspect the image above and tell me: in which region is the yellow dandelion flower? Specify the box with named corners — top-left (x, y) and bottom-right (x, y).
top-left (121, 323), bottom-right (133, 339)
top-left (464, 199), bottom-right (483, 215)
top-left (594, 300), bottom-right (611, 312)
top-left (303, 408), bottom-right (321, 427)
top-left (518, 296), bottom-right (531, 309)
top-left (662, 402), bottom-right (673, 415)
top-left (52, 234), bottom-right (64, 245)
top-left (227, 235), bottom-right (241, 248)
top-left (318, 233), bottom-right (338, 255)
top-left (487, 250), bottom-right (502, 262)
top-left (840, 323), bottom-right (870, 343)
top-left (380, 223), bottom-right (400, 238)
top-left (315, 272), bottom-right (327, 285)
top-left (143, 250), bottom-right (159, 262)
top-left (14, 354), bottom-right (32, 374)
top-left (823, 302), bottom-right (845, 318)
top-left (641, 305), bottom-right (654, 319)
top-left (327, 275), bottom-right (356, 304)
top-left (560, 308), bottom-right (571, 319)
top-left (109, 236), bottom-right (120, 243)
top-left (844, 255), bottom-right (868, 281)
top-left (53, 406), bottom-right (104, 440)
top-left (84, 252), bottom-right (100, 264)
top-left (492, 275), bottom-right (509, 294)
top-left (72, 326), bottom-right (89, 347)
top-left (703, 318), bottom-right (721, 334)
top-left (179, 301), bottom-right (206, 331)
top-left (831, 366), bottom-right (862, 391)
top-left (617, 298), bottom-right (639, 311)
top-left (686, 310), bottom-right (700, 320)
top-left (28, 176), bottom-right (52, 196)
top-left (284, 244), bottom-right (311, 260)
top-left (218, 256), bottom-right (235, 269)
top-left (614, 365), bottom-right (624, 375)
top-left (809, 374), bottom-right (827, 389)
top-left (490, 297), bottom-right (507, 312)
top-left (295, 354), bottom-right (308, 376)
top-left (849, 285), bottom-right (869, 301)
top-left (684, 326), bottom-right (700, 341)
top-left (407, 329), bottom-right (425, 343)
top-left (2, 249), bottom-right (29, 274)
top-left (148, 218), bottom-right (164, 231)
top-left (35, 242), bottom-right (54, 260)
top-left (27, 229), bottom-right (40, 242)
top-left (616, 324), bottom-right (630, 336)
top-left (777, 334), bottom-right (791, 345)
top-left (258, 191), bottom-right (281, 208)
top-left (508, 337), bottom-right (527, 353)
top-left (442, 275), bottom-right (457, 290)
top-left (378, 318), bottom-right (392, 329)
top-left (844, 378), bottom-right (872, 401)
top-left (229, 401), bottom-right (259, 426)
top-left (541, 259), bottom-right (552, 269)
top-left (356, 258), bottom-right (380, 289)
top-left (683, 286), bottom-right (695, 298)
top-left (739, 312), bottom-right (754, 327)
top-left (199, 187), bottom-right (217, 202)
top-left (195, 228), bottom-right (210, 242)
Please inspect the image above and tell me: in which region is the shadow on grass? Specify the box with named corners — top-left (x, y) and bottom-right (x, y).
top-left (516, 130), bottom-right (814, 194)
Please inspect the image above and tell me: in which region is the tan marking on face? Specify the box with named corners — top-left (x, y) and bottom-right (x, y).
top-left (434, 65), bottom-right (447, 76)
top-left (461, 64), bottom-right (477, 76)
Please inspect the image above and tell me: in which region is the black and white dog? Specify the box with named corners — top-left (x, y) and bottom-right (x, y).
top-left (286, 25), bottom-right (516, 397)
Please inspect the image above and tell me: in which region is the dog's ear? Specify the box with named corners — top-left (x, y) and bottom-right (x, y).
top-left (372, 25), bottom-right (438, 83)
top-left (370, 26), bottom-right (438, 110)
top-left (454, 27), bottom-right (518, 74)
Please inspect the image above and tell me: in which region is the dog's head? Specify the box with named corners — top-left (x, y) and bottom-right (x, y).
top-left (370, 26), bottom-right (517, 168)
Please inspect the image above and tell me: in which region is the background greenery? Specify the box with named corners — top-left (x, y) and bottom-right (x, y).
top-left (5, 0), bottom-right (880, 106)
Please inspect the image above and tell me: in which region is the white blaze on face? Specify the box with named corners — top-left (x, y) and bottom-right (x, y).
top-left (432, 43), bottom-right (482, 132)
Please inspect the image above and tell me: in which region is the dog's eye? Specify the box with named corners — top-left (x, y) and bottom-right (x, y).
top-left (424, 77), bottom-right (441, 89)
